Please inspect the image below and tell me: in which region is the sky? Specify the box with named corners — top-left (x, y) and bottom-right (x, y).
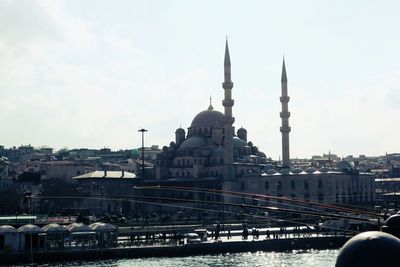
top-left (0, 0), bottom-right (400, 159)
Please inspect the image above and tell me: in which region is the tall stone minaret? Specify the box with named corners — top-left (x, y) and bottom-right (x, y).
top-left (280, 58), bottom-right (291, 168)
top-left (222, 40), bottom-right (235, 180)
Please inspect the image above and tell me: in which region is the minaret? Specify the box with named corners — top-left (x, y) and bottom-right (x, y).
top-left (222, 40), bottom-right (235, 180)
top-left (280, 58), bottom-right (291, 168)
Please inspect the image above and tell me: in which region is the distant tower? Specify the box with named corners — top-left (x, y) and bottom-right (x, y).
top-left (222, 40), bottom-right (235, 180)
top-left (237, 127), bottom-right (247, 142)
top-left (175, 127), bottom-right (185, 146)
top-left (280, 58), bottom-right (291, 168)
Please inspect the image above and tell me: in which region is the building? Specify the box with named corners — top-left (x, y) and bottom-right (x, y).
top-left (73, 170), bottom-right (141, 215)
top-left (140, 41), bottom-right (376, 215)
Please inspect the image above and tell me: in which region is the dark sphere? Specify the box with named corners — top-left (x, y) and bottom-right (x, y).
top-left (386, 214), bottom-right (400, 229)
top-left (336, 231), bottom-right (400, 267)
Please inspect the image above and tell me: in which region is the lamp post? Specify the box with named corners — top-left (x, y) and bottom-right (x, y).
top-left (138, 128), bottom-right (148, 227)
top-left (138, 128), bottom-right (148, 178)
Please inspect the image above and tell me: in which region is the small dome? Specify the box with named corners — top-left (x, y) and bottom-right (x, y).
top-left (175, 128), bottom-right (185, 134)
top-left (66, 223), bottom-right (92, 233)
top-left (89, 222), bottom-right (117, 232)
top-left (280, 168), bottom-right (291, 175)
top-left (237, 127), bottom-right (247, 134)
top-left (0, 225), bottom-right (17, 234)
top-left (18, 224), bottom-right (44, 234)
top-left (291, 168), bottom-right (303, 174)
top-left (319, 167), bottom-right (329, 173)
top-left (266, 169), bottom-right (278, 175)
top-left (233, 137), bottom-right (247, 147)
top-left (305, 167), bottom-right (317, 173)
top-left (179, 136), bottom-right (206, 149)
top-left (265, 164), bottom-right (276, 170)
top-left (42, 223), bottom-right (67, 233)
top-left (191, 110), bottom-right (225, 128)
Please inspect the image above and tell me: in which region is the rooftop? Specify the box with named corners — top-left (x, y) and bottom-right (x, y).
top-left (73, 170), bottom-right (136, 179)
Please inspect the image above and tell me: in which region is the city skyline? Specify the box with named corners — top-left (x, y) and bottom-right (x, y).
top-left (1, 1), bottom-right (400, 159)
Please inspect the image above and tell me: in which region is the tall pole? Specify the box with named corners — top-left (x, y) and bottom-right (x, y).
top-left (138, 128), bottom-right (148, 178)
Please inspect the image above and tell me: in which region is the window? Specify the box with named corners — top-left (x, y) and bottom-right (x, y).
top-left (304, 180), bottom-right (309, 190)
top-left (304, 193), bottom-right (310, 201)
top-left (290, 180), bottom-right (295, 190)
top-left (318, 193), bottom-right (324, 203)
top-left (318, 179), bottom-right (323, 189)
top-left (277, 181), bottom-right (282, 191)
top-left (265, 181), bottom-right (269, 191)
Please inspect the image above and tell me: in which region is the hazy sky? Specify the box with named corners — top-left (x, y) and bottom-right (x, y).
top-left (1, 0), bottom-right (400, 159)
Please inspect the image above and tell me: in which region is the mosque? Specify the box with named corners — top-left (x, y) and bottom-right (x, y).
top-left (155, 41), bottom-right (267, 181)
top-left (143, 41), bottom-right (376, 210)
top-left (71, 41), bottom-right (375, 216)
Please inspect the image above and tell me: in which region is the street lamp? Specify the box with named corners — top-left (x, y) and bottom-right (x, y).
top-left (138, 128), bottom-right (148, 178)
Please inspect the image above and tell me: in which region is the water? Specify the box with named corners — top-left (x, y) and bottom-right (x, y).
top-left (35, 249), bottom-right (339, 267)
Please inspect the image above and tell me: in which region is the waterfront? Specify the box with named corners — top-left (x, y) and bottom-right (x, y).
top-left (25, 249), bottom-right (338, 267)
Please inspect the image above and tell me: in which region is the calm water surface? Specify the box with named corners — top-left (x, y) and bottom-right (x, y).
top-left (36, 249), bottom-right (339, 267)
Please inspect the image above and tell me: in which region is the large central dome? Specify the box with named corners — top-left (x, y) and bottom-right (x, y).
top-left (191, 109), bottom-right (225, 128)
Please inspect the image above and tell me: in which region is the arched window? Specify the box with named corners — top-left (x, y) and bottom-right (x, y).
top-left (265, 181), bottom-right (269, 191)
top-left (290, 180), bottom-right (295, 190)
top-left (318, 179), bottom-right (323, 189)
top-left (277, 181), bottom-right (282, 191)
top-left (304, 180), bottom-right (309, 190)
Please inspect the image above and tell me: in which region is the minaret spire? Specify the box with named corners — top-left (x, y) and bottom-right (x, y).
top-left (224, 39), bottom-right (231, 66)
top-left (222, 39), bottom-right (235, 180)
top-left (280, 57), bottom-right (291, 168)
top-left (281, 57), bottom-right (287, 83)
top-left (224, 39), bottom-right (231, 82)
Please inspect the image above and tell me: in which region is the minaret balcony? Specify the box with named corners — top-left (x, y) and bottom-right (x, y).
top-left (222, 99), bottom-right (234, 107)
top-left (222, 82), bottom-right (233, 89)
top-left (280, 111), bottom-right (291, 118)
top-left (280, 96), bottom-right (290, 102)
top-left (280, 126), bottom-right (291, 133)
